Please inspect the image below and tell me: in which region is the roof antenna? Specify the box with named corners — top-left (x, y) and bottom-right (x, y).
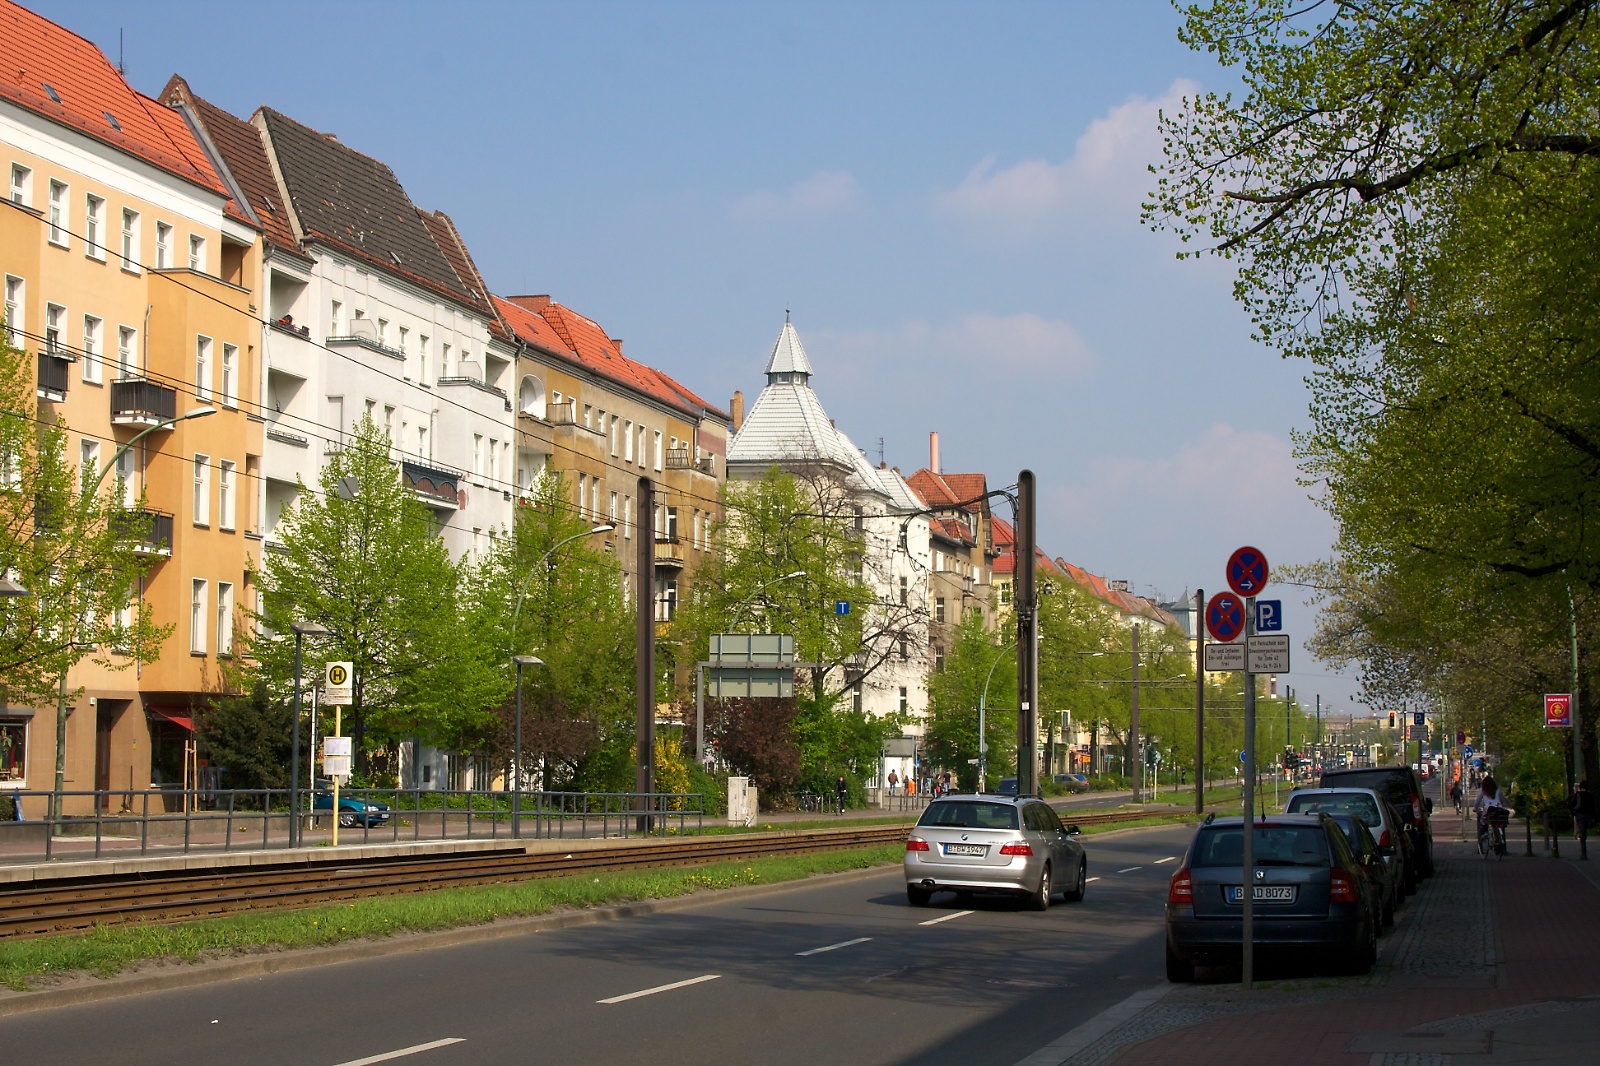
top-left (118, 29), bottom-right (125, 76)
top-left (785, 306), bottom-right (790, 323)
top-left (878, 437), bottom-right (885, 465)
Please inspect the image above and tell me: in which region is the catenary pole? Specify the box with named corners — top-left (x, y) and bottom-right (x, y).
top-left (1130, 623), bottom-right (1142, 803)
top-left (1016, 471), bottom-right (1039, 796)
top-left (635, 476), bottom-right (656, 832)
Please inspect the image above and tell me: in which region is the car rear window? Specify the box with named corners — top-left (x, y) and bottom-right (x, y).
top-left (918, 801), bottom-right (1020, 830)
top-left (1190, 826), bottom-right (1331, 867)
top-left (1287, 792), bottom-right (1381, 827)
top-left (1320, 770), bottom-right (1412, 806)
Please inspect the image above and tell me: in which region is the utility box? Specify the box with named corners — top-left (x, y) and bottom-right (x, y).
top-left (727, 776), bottom-right (758, 827)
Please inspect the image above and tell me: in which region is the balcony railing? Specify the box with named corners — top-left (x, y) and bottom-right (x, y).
top-left (269, 317), bottom-right (311, 338)
top-left (36, 353), bottom-right (69, 402)
top-left (654, 535), bottom-right (686, 568)
top-left (325, 334), bottom-right (405, 360)
top-left (436, 375), bottom-right (511, 411)
top-left (695, 455), bottom-right (716, 476)
top-left (546, 402), bottom-right (576, 426)
top-left (401, 460), bottom-right (461, 510)
top-left (112, 508), bottom-right (174, 557)
top-left (664, 447), bottom-right (692, 470)
top-left (110, 378), bottom-right (177, 425)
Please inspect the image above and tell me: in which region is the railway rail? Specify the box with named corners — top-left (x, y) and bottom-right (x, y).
top-left (0, 808), bottom-right (1180, 940)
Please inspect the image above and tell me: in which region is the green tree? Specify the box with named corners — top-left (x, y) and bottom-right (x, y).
top-left (202, 678), bottom-right (292, 793)
top-left (926, 611), bottom-right (1016, 790)
top-left (0, 334), bottom-right (169, 808)
top-left (253, 417), bottom-right (503, 775)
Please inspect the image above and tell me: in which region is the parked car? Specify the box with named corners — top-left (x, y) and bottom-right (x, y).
top-left (995, 777), bottom-right (1019, 796)
top-left (1319, 766), bottom-right (1434, 877)
top-left (1284, 786), bottom-right (1412, 903)
top-left (905, 795), bottom-right (1086, 910)
top-left (1322, 812), bottom-right (1398, 931)
top-left (1165, 814), bottom-right (1378, 982)
top-left (312, 782), bottom-right (391, 828)
top-left (1052, 773), bottom-right (1090, 793)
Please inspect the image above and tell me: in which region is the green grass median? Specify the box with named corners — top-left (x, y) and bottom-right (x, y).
top-left (0, 844), bottom-right (904, 992)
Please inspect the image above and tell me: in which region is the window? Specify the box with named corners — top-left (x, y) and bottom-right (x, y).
top-left (398, 327), bottom-right (409, 374)
top-left (329, 300), bottom-right (341, 334)
top-left (216, 582), bottom-right (233, 656)
top-left (624, 495), bottom-right (632, 538)
top-left (440, 342), bottom-right (451, 379)
top-left (378, 318), bottom-right (389, 347)
top-left (120, 209), bottom-right (139, 270)
top-left (417, 426), bottom-right (428, 458)
top-left (188, 234), bottom-right (204, 271)
top-left (935, 597), bottom-right (946, 623)
top-left (155, 223), bottom-right (172, 268)
top-left (383, 405), bottom-right (395, 440)
top-left (577, 474), bottom-right (588, 518)
top-left (583, 404), bottom-right (593, 430)
top-left (191, 336), bottom-right (211, 400)
top-left (899, 687), bottom-right (909, 713)
top-left (45, 304), bottom-right (64, 354)
top-left (638, 426), bottom-right (647, 467)
top-left (327, 396), bottom-right (345, 448)
top-left (47, 180), bottom-right (67, 245)
top-left (7, 164), bottom-right (28, 205)
top-left (114, 447), bottom-right (135, 507)
top-left (623, 420), bottom-right (634, 462)
top-left (852, 685), bottom-right (863, 713)
top-left (472, 434), bottom-right (484, 478)
top-left (85, 195), bottom-right (104, 259)
top-left (220, 343), bottom-right (237, 406)
top-left (192, 454), bottom-right (210, 526)
top-left (417, 335), bottom-right (429, 384)
top-left (653, 430), bottom-right (663, 471)
top-left (899, 576), bottom-right (908, 606)
top-left (999, 581), bottom-right (1012, 606)
top-left (0, 717), bottom-right (27, 784)
top-left (81, 315), bottom-right (102, 384)
top-left (608, 414), bottom-right (618, 456)
top-left (116, 326), bottom-right (135, 378)
top-left (80, 438), bottom-right (100, 480)
top-left (592, 479), bottom-right (601, 521)
top-left (190, 580), bottom-right (207, 654)
top-left (218, 460), bottom-right (236, 530)
top-left (936, 649), bottom-right (946, 674)
top-left (899, 636), bottom-right (909, 661)
top-left (3, 276), bottom-right (20, 347)
top-left (665, 506), bottom-right (678, 542)
top-left (486, 437), bottom-right (498, 482)
top-left (609, 491), bottom-right (618, 525)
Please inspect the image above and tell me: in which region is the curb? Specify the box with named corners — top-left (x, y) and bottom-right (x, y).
top-left (0, 861), bottom-right (902, 1018)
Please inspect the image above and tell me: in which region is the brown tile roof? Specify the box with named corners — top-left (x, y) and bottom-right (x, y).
top-left (416, 209), bottom-right (502, 328)
top-left (907, 468), bottom-right (988, 513)
top-left (160, 76), bottom-right (294, 249)
top-left (0, 3), bottom-right (234, 205)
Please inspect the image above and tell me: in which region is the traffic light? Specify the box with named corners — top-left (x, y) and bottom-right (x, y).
top-left (1388, 712), bottom-right (1396, 730)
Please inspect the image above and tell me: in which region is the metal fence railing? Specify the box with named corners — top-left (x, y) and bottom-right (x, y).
top-left (0, 788), bottom-right (704, 866)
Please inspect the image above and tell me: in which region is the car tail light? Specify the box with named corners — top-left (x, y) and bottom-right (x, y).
top-left (905, 837), bottom-right (929, 852)
top-left (1330, 868), bottom-right (1358, 903)
top-left (999, 842), bottom-right (1033, 856)
top-left (1378, 829), bottom-right (1392, 849)
top-left (1410, 793), bottom-right (1424, 824)
top-left (1168, 868), bottom-right (1193, 904)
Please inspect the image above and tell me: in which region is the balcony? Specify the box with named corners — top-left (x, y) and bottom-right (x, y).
top-left (401, 459), bottom-right (461, 510)
top-left (110, 378), bottom-right (177, 426)
top-left (265, 421), bottom-right (309, 448)
top-left (654, 535), bottom-right (686, 569)
top-left (436, 375), bottom-right (511, 413)
top-left (695, 455), bottom-right (716, 476)
top-left (546, 401), bottom-right (576, 426)
top-left (36, 353), bottom-right (69, 402)
top-left (113, 508), bottom-right (174, 557)
top-left (664, 447), bottom-right (692, 470)
top-left (269, 316), bottom-right (311, 339)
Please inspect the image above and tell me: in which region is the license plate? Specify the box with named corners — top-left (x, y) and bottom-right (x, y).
top-left (1226, 885), bottom-right (1295, 903)
top-left (943, 843), bottom-right (988, 857)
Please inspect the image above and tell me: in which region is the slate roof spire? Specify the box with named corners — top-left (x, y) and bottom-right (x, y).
top-left (764, 319), bottom-right (814, 383)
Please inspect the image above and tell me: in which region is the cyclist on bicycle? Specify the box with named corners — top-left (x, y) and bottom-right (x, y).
top-left (1474, 775), bottom-right (1508, 854)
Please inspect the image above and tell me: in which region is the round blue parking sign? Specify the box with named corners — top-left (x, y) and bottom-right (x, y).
top-left (1226, 546), bottom-right (1269, 597)
top-left (1206, 591), bottom-right (1246, 642)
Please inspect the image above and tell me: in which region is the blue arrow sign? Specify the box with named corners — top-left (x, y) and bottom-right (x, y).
top-left (1254, 599), bottom-right (1283, 632)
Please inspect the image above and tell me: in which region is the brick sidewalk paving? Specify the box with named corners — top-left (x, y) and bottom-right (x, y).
top-left (1092, 838), bottom-right (1600, 1065)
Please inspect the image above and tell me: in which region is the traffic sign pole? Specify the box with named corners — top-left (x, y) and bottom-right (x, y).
top-left (1242, 593), bottom-right (1256, 991)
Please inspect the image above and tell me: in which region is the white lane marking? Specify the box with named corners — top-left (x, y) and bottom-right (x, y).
top-left (1085, 876), bottom-right (1101, 882)
top-left (1012, 983), bottom-right (1174, 1066)
top-left (330, 1038), bottom-right (465, 1066)
top-left (796, 936), bottom-right (873, 956)
top-left (1116, 866), bottom-right (1143, 873)
top-left (918, 909), bottom-right (974, 927)
top-left (1154, 856), bottom-right (1177, 864)
top-left (597, 974), bottom-right (721, 1004)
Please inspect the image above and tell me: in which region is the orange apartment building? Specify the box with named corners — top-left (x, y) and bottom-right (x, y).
top-left (1, 2), bottom-right (262, 812)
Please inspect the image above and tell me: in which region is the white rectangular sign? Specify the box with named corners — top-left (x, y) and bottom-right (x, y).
top-left (1204, 642), bottom-right (1245, 672)
top-left (323, 661), bottom-right (354, 705)
top-left (323, 736), bottom-right (351, 758)
top-left (1246, 634), bottom-right (1291, 674)
top-left (322, 755), bottom-right (351, 779)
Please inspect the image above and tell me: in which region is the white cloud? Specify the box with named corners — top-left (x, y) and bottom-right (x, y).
top-left (731, 170), bottom-right (862, 221)
top-left (816, 311), bottom-right (1094, 378)
top-left (932, 78), bottom-right (1198, 238)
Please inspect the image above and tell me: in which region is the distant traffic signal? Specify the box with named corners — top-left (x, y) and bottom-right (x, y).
top-left (1388, 712), bottom-right (1396, 729)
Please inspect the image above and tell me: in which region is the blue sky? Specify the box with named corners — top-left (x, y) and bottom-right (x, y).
top-left (40, 0), bottom-right (1361, 717)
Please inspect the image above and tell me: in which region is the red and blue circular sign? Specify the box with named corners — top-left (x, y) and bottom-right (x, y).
top-left (1226, 545), bottom-right (1269, 597)
top-left (1206, 592), bottom-right (1246, 642)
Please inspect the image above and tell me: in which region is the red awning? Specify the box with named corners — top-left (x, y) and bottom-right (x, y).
top-left (147, 707), bottom-right (194, 732)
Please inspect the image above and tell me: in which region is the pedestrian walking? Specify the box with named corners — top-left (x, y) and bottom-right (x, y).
top-left (940, 771), bottom-right (953, 796)
top-left (835, 774), bottom-right (848, 815)
top-left (1572, 779), bottom-right (1594, 861)
top-left (888, 770), bottom-right (899, 796)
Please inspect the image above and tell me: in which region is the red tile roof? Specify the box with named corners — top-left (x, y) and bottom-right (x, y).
top-left (906, 469), bottom-right (988, 512)
top-left (0, 3), bottom-right (237, 209)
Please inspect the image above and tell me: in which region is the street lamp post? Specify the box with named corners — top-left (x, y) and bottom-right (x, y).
top-left (289, 620), bottom-right (329, 848)
top-left (727, 570), bottom-right (807, 632)
top-left (0, 577), bottom-right (29, 597)
top-left (979, 642), bottom-right (1017, 793)
top-left (510, 655), bottom-right (543, 839)
top-left (510, 524), bottom-right (614, 631)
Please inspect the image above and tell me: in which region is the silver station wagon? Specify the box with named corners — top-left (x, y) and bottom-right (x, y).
top-left (904, 795), bottom-right (1087, 910)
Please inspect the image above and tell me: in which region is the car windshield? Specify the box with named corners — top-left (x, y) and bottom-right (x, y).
top-left (918, 801), bottom-right (1019, 830)
top-left (1287, 792), bottom-right (1381, 827)
top-left (1190, 826), bottom-right (1330, 867)
top-left (1321, 770), bottom-right (1411, 806)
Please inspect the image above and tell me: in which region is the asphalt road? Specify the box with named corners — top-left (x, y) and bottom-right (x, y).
top-left (0, 823), bottom-right (1195, 1066)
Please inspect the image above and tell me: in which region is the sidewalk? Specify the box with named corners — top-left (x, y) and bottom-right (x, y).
top-left (1054, 818), bottom-right (1600, 1065)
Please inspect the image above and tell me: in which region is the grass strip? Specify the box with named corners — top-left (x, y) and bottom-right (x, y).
top-left (0, 844), bottom-right (903, 992)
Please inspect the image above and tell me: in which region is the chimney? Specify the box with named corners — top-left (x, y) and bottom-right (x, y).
top-left (930, 431), bottom-right (940, 474)
top-left (731, 390), bottom-right (744, 432)
top-left (610, 338), bottom-right (623, 354)
top-left (506, 295), bottom-right (551, 311)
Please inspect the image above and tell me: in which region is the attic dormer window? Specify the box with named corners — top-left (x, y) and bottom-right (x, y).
top-left (41, 82), bottom-right (60, 104)
top-left (389, 251), bottom-right (402, 266)
top-left (103, 110), bottom-right (122, 131)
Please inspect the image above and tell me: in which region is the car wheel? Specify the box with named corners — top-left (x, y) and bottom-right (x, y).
top-left (1165, 941), bottom-right (1195, 983)
top-left (338, 811), bottom-right (357, 828)
top-left (1062, 860), bottom-right (1087, 903)
top-left (907, 886), bottom-right (933, 907)
top-left (1028, 863), bottom-right (1052, 911)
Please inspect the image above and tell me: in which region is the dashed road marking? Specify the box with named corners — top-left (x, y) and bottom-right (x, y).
top-left (797, 937), bottom-right (873, 956)
top-left (1085, 876), bottom-right (1101, 882)
top-left (331, 1038), bottom-right (465, 1066)
top-left (1154, 857), bottom-right (1177, 864)
top-left (1116, 866), bottom-right (1143, 874)
top-left (598, 974), bottom-right (721, 1004)
top-left (918, 910), bottom-right (974, 927)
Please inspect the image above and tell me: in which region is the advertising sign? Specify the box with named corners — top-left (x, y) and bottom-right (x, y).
top-left (1545, 693), bottom-right (1573, 729)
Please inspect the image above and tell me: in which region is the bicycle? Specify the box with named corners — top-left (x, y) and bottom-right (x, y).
top-left (796, 791), bottom-right (822, 814)
top-left (1478, 807), bottom-right (1509, 859)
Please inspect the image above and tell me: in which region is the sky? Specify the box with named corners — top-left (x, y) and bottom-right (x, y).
top-left (35, 0), bottom-right (1362, 720)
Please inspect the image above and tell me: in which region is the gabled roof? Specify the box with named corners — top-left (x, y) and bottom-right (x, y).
top-left (0, 3), bottom-right (235, 206)
top-left (907, 469), bottom-right (988, 514)
top-left (764, 320), bottom-right (813, 378)
top-left (160, 76), bottom-right (293, 248)
top-left (416, 209), bottom-right (504, 331)
top-left (257, 107), bottom-right (479, 306)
